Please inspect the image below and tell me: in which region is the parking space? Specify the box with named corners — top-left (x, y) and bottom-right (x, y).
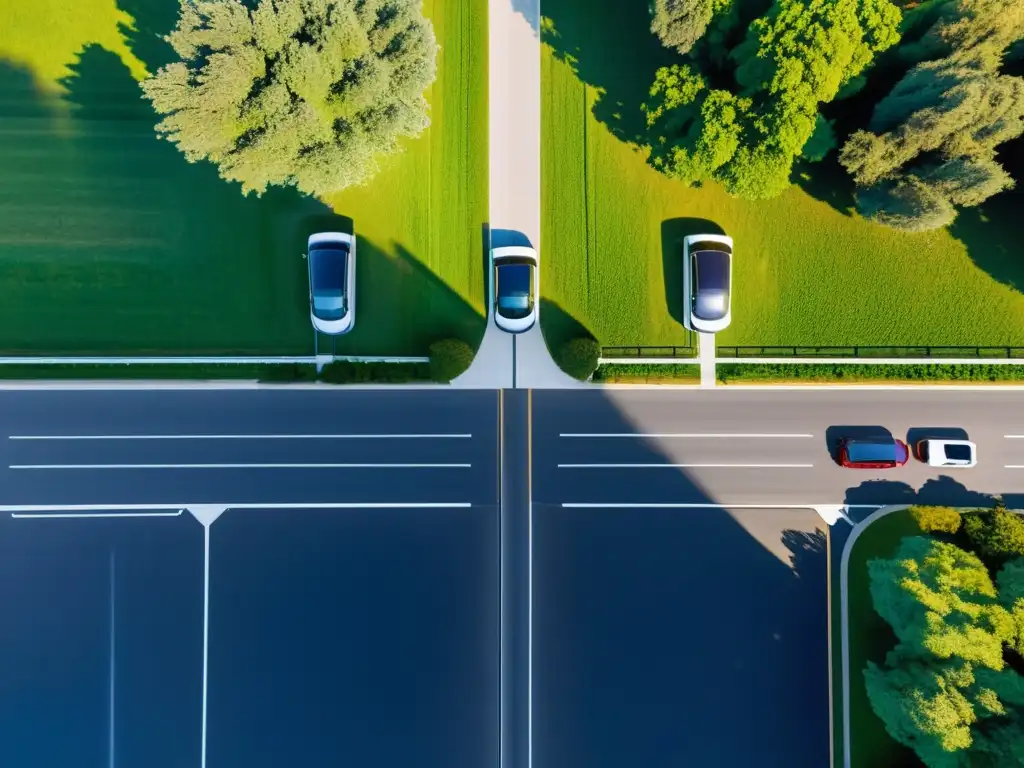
top-left (0, 510), bottom-right (205, 768)
top-left (531, 504), bottom-right (828, 768)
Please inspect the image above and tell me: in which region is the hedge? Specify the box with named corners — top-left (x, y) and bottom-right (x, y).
top-left (592, 363), bottom-right (701, 383)
top-left (428, 338), bottom-right (475, 382)
top-left (717, 363), bottom-right (1024, 383)
top-left (0, 362), bottom-right (432, 383)
top-left (556, 337), bottom-right (601, 380)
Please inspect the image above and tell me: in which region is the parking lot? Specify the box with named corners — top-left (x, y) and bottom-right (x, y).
top-left (530, 391), bottom-right (830, 768)
top-left (0, 390), bottom-right (500, 768)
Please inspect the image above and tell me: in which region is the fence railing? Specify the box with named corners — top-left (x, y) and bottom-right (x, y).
top-left (715, 346), bottom-right (1024, 358)
top-left (602, 345), bottom-right (697, 358)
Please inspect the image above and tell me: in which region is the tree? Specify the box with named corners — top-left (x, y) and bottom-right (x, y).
top-left (650, 0), bottom-right (716, 55)
top-left (912, 506), bottom-right (964, 535)
top-left (964, 508), bottom-right (1024, 565)
top-left (912, 0), bottom-right (1024, 70)
top-left (142, 0), bottom-right (439, 197)
top-left (645, 0), bottom-right (902, 199)
top-left (868, 536), bottom-right (1013, 669)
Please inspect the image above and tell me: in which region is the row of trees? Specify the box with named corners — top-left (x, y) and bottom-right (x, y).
top-left (142, 0), bottom-right (439, 197)
top-left (645, 0), bottom-right (1024, 230)
top-left (866, 504), bottom-right (1024, 767)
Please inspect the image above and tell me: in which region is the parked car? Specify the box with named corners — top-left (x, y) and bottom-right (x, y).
top-left (683, 234), bottom-right (733, 333)
top-left (307, 232), bottom-right (356, 335)
top-left (491, 245), bottom-right (539, 333)
top-left (917, 439), bottom-right (977, 468)
top-left (838, 436), bottom-right (910, 469)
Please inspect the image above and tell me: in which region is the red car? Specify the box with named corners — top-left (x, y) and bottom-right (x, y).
top-left (838, 437), bottom-right (909, 469)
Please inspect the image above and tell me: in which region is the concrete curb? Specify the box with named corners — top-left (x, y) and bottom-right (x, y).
top-left (0, 356), bottom-right (430, 365)
top-left (0, 381), bottom-right (451, 391)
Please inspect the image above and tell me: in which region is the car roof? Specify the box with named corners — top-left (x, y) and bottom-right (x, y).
top-left (845, 437), bottom-right (903, 463)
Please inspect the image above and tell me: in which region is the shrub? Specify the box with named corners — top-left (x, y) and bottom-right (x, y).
top-left (963, 505), bottom-right (1024, 564)
top-left (319, 361), bottom-right (430, 384)
top-left (556, 337), bottom-right (601, 380)
top-left (428, 339), bottom-right (475, 383)
top-left (910, 505), bottom-right (962, 534)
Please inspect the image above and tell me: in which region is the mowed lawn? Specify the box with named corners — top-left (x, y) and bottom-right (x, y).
top-left (842, 510), bottom-right (920, 768)
top-left (0, 0), bottom-right (486, 356)
top-left (539, 0), bottom-right (1024, 352)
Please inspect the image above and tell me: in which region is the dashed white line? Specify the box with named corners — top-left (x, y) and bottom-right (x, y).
top-left (557, 463), bottom-right (814, 469)
top-left (9, 433), bottom-right (472, 440)
top-left (9, 463), bottom-right (471, 470)
top-left (559, 433), bottom-right (813, 439)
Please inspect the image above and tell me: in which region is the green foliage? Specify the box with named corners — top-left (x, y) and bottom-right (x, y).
top-left (800, 114), bottom-right (837, 162)
top-left (650, 0), bottom-right (716, 55)
top-left (963, 508), bottom-right (1024, 565)
top-left (142, 0), bottom-right (439, 197)
top-left (555, 337), bottom-right (601, 380)
top-left (716, 363), bottom-right (1024, 383)
top-left (839, 0), bottom-right (1024, 231)
top-left (911, 506), bottom-right (963, 535)
top-left (645, 0), bottom-right (903, 199)
top-left (868, 536), bottom-right (1012, 669)
top-left (427, 338), bottom-right (475, 383)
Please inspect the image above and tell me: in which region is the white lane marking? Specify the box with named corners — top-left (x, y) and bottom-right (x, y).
top-left (201, 525), bottom-right (210, 768)
top-left (557, 463), bottom-right (814, 469)
top-left (1005, 465), bottom-right (1024, 468)
top-left (9, 433), bottom-right (472, 440)
top-left (12, 510), bottom-right (185, 519)
top-left (559, 433), bottom-right (813, 438)
top-left (108, 551), bottom-right (116, 768)
top-left (562, 503), bottom-right (885, 509)
top-left (8, 503), bottom-right (470, 516)
top-left (1005, 436), bottom-right (1024, 439)
top-left (9, 463), bottom-right (471, 470)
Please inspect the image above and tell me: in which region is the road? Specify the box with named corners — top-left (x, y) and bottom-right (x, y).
top-left (533, 388), bottom-right (1024, 508)
top-left (0, 389), bottom-right (499, 507)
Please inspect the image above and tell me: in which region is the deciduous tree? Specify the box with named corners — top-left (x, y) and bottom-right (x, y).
top-left (142, 0), bottom-right (439, 197)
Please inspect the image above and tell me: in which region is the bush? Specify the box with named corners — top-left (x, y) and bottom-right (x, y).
top-left (428, 339), bottom-right (475, 382)
top-left (963, 504), bottom-right (1024, 564)
top-left (716, 363), bottom-right (1024, 383)
top-left (556, 337), bottom-right (601, 380)
top-left (319, 361), bottom-right (430, 384)
top-left (909, 505), bottom-right (962, 534)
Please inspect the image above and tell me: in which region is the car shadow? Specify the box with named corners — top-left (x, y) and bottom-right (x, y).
top-left (824, 425), bottom-right (893, 465)
top-left (661, 218), bottom-right (724, 330)
top-left (905, 427), bottom-right (970, 460)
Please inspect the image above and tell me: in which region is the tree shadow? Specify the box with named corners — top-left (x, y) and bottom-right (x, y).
top-left (116, 0), bottom-right (181, 73)
top-left (661, 217), bottom-right (723, 328)
top-left (842, 477), bottom-right (998, 509)
top-left (949, 191), bottom-right (1024, 295)
top-left (538, 297), bottom-right (595, 359)
top-left (531, 390), bottom-right (830, 768)
top-left (541, 0), bottom-right (676, 146)
top-left (791, 155), bottom-right (858, 217)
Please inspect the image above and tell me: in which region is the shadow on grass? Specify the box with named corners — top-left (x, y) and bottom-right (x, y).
top-left (661, 217), bottom-right (723, 328)
top-left (531, 390), bottom-right (829, 768)
top-left (538, 297), bottom-right (595, 364)
top-left (116, 0), bottom-right (181, 73)
top-left (791, 155), bottom-right (858, 217)
top-left (950, 190), bottom-right (1024, 295)
top-left (0, 49), bottom-right (482, 357)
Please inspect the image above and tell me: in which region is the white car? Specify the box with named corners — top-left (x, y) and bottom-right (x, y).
top-left (917, 439), bottom-right (977, 468)
top-left (307, 232), bottom-right (356, 335)
top-left (491, 245), bottom-right (539, 333)
top-left (683, 234), bottom-right (733, 333)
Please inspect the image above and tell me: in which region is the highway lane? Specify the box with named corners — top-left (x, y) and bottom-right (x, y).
top-left (0, 390), bottom-right (500, 507)
top-left (534, 389), bottom-right (1024, 507)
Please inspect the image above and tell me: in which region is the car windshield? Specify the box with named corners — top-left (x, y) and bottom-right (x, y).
top-left (945, 444), bottom-right (973, 462)
top-left (846, 439), bottom-right (902, 463)
top-left (310, 246), bottom-right (348, 321)
top-left (692, 250), bottom-right (730, 321)
top-left (496, 263), bottom-right (534, 320)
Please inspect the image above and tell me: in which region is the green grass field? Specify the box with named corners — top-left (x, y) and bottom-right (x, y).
top-left (539, 0), bottom-right (1024, 353)
top-left (841, 510), bottom-right (921, 768)
top-left (0, 0), bottom-right (486, 356)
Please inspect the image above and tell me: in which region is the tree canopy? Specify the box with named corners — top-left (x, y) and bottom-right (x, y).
top-left (142, 0), bottom-right (439, 197)
top-left (645, 0), bottom-right (902, 199)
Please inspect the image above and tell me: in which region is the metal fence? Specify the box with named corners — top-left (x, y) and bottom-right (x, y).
top-left (715, 346), bottom-right (1024, 358)
top-left (602, 345), bottom-right (697, 358)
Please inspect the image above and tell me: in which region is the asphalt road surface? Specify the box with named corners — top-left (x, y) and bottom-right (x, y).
top-left (0, 390), bottom-right (499, 507)
top-left (534, 388), bottom-right (1024, 508)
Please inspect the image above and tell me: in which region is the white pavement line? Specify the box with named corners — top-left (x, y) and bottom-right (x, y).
top-left (9, 433), bottom-right (472, 440)
top-left (108, 551), bottom-right (116, 768)
top-left (1006, 435), bottom-right (1024, 439)
top-left (201, 524), bottom-right (210, 768)
top-left (557, 463), bottom-right (814, 469)
top-left (6, 503), bottom-right (469, 513)
top-left (1006, 465), bottom-right (1024, 469)
top-left (12, 510), bottom-right (185, 519)
top-left (9, 462), bottom-right (472, 470)
top-left (562, 503), bottom-right (887, 509)
top-left (559, 432), bottom-right (813, 438)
